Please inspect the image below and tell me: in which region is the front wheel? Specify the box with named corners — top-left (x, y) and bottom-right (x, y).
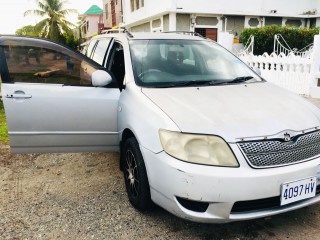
top-left (122, 137), bottom-right (152, 211)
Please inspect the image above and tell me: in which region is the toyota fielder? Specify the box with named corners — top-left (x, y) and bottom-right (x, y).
top-left (1, 32), bottom-right (320, 223)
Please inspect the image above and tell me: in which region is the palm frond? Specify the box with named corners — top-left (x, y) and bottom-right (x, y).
top-left (37, 1), bottom-right (48, 12)
top-left (34, 18), bottom-right (49, 32)
top-left (59, 9), bottom-right (78, 15)
top-left (58, 20), bottom-right (74, 37)
top-left (24, 9), bottom-right (46, 17)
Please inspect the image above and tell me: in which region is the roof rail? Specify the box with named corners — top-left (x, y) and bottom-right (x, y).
top-left (101, 27), bottom-right (133, 38)
top-left (101, 28), bottom-right (124, 34)
top-left (123, 28), bottom-right (133, 38)
top-left (162, 31), bottom-right (204, 38)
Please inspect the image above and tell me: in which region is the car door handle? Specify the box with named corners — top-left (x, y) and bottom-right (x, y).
top-left (6, 93), bottom-right (32, 99)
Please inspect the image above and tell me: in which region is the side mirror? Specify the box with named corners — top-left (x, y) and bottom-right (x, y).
top-left (252, 67), bottom-right (261, 76)
top-left (92, 70), bottom-right (112, 87)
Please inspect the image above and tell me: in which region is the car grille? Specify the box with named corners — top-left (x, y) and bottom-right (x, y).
top-left (231, 185), bottom-right (320, 213)
top-left (237, 130), bottom-right (320, 168)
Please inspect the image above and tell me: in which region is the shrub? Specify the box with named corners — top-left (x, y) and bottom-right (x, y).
top-left (239, 25), bottom-right (320, 55)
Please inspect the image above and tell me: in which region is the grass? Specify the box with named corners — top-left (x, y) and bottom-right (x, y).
top-left (0, 100), bottom-right (9, 144)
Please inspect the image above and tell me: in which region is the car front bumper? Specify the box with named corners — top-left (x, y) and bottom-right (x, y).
top-left (141, 144), bottom-right (320, 223)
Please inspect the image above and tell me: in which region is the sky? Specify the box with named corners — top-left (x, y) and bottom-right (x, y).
top-left (0, 0), bottom-right (103, 34)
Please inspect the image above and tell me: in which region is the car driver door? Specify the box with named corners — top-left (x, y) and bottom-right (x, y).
top-left (0, 36), bottom-right (120, 153)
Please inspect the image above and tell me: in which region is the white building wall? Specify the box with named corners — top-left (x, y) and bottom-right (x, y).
top-left (123, 0), bottom-right (173, 26)
top-left (174, 0), bottom-right (315, 16)
top-left (123, 0), bottom-right (319, 29)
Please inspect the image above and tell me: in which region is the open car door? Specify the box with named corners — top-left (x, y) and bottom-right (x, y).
top-left (0, 36), bottom-right (120, 153)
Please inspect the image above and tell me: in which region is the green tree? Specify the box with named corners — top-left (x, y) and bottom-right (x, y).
top-left (15, 25), bottom-right (39, 37)
top-left (24, 0), bottom-right (77, 44)
top-left (63, 33), bottom-right (80, 50)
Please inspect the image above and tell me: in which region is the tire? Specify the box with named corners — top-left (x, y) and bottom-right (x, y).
top-left (122, 137), bottom-right (152, 211)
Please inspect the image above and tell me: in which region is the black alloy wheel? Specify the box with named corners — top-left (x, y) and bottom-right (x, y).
top-left (122, 137), bottom-right (152, 211)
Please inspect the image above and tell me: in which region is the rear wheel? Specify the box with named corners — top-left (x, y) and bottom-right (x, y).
top-left (122, 137), bottom-right (152, 211)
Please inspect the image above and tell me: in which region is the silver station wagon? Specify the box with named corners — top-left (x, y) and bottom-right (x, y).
top-left (1, 31), bottom-right (320, 223)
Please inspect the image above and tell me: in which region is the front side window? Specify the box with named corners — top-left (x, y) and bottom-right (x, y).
top-left (130, 39), bottom-right (262, 87)
top-left (4, 45), bottom-right (98, 86)
top-left (107, 42), bottom-right (125, 88)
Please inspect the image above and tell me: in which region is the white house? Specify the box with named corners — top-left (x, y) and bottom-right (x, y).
top-left (121, 0), bottom-right (320, 41)
top-left (79, 5), bottom-right (104, 41)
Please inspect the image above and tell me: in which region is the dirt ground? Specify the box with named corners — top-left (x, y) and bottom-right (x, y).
top-left (1, 145), bottom-right (320, 240)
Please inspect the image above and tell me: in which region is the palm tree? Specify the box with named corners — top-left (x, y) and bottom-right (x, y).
top-left (24, 0), bottom-right (77, 43)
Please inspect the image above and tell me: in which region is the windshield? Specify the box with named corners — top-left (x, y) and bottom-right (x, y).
top-left (129, 39), bottom-right (262, 87)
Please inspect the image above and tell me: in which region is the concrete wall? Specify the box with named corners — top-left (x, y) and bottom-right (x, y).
top-left (226, 16), bottom-right (245, 37)
top-left (163, 14), bottom-right (169, 32)
top-left (196, 17), bottom-right (219, 26)
top-left (152, 19), bottom-right (161, 28)
top-left (265, 17), bottom-right (283, 26)
top-left (193, 15), bottom-right (223, 33)
top-left (130, 22), bottom-right (151, 32)
top-left (176, 14), bottom-right (190, 31)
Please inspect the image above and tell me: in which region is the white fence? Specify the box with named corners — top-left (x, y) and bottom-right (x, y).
top-left (238, 34), bottom-right (320, 97)
top-left (240, 52), bottom-right (312, 96)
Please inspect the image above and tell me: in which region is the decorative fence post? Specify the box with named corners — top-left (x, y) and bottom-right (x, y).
top-left (310, 35), bottom-right (320, 98)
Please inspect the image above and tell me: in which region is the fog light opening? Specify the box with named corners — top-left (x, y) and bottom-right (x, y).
top-left (176, 196), bottom-right (209, 213)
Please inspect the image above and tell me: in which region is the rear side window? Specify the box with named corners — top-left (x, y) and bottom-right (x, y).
top-left (91, 38), bottom-right (112, 66)
top-left (4, 45), bottom-right (98, 86)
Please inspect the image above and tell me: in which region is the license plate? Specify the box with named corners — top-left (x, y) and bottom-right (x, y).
top-left (281, 177), bottom-right (317, 206)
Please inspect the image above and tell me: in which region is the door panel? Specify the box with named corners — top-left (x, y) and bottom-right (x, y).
top-left (0, 36), bottom-right (120, 153)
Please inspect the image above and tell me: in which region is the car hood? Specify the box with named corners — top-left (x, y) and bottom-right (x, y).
top-left (142, 82), bottom-right (320, 142)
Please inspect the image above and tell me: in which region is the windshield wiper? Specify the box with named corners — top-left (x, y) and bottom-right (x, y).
top-left (153, 80), bottom-right (216, 88)
top-left (176, 80), bottom-right (216, 87)
top-left (228, 76), bottom-right (254, 83)
top-left (147, 77), bottom-right (255, 88)
top-left (205, 76), bottom-right (255, 86)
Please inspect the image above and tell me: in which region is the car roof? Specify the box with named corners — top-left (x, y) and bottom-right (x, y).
top-left (94, 32), bottom-right (205, 41)
top-left (128, 32), bottom-right (204, 40)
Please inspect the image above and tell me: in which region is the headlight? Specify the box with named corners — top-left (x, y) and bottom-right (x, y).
top-left (159, 129), bottom-right (238, 167)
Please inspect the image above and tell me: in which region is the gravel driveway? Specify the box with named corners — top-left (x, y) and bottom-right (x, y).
top-left (1, 145), bottom-right (320, 240)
